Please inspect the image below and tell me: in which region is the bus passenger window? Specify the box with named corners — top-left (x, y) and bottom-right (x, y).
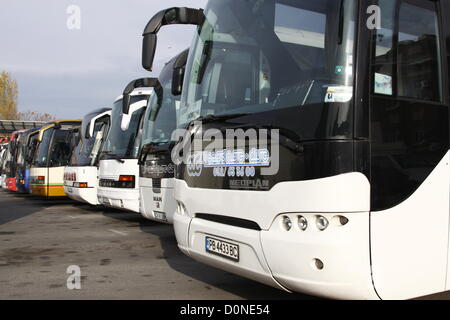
top-left (397, 2), bottom-right (442, 101)
top-left (373, 0), bottom-right (395, 96)
top-left (373, 0), bottom-right (442, 102)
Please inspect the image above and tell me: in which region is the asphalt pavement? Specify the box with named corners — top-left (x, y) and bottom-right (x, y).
top-left (0, 190), bottom-right (314, 300)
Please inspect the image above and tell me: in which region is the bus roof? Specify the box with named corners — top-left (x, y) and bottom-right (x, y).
top-left (37, 120), bottom-right (81, 141)
top-left (113, 88), bottom-right (153, 104)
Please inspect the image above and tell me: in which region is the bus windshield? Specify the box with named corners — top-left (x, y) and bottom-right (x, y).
top-left (26, 133), bottom-right (39, 167)
top-left (48, 130), bottom-right (73, 167)
top-left (0, 148), bottom-right (6, 174)
top-left (101, 97), bottom-right (147, 160)
top-left (180, 0), bottom-right (356, 140)
top-left (70, 120), bottom-right (109, 166)
top-left (33, 128), bottom-right (53, 167)
top-left (33, 129), bottom-right (73, 167)
top-left (142, 61), bottom-right (179, 147)
top-left (16, 134), bottom-right (28, 169)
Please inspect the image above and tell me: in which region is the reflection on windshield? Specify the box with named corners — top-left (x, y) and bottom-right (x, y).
top-left (16, 135), bottom-right (27, 168)
top-left (180, 0), bottom-right (356, 139)
top-left (70, 120), bottom-right (109, 166)
top-left (33, 129), bottom-right (53, 167)
top-left (101, 97), bottom-right (148, 159)
top-left (49, 130), bottom-right (73, 167)
top-left (142, 60), bottom-right (180, 147)
top-left (33, 129), bottom-right (73, 168)
top-left (0, 149), bottom-right (6, 174)
top-left (26, 134), bottom-right (39, 166)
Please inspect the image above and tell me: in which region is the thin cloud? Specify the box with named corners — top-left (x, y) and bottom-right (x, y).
top-left (0, 0), bottom-right (207, 119)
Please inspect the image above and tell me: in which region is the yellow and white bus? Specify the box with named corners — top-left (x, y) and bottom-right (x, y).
top-left (30, 120), bottom-right (81, 197)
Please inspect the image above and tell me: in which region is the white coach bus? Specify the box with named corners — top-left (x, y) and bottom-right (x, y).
top-left (64, 108), bottom-right (111, 205)
top-left (142, 0), bottom-right (450, 299)
top-left (139, 50), bottom-right (188, 224)
top-left (97, 89), bottom-right (152, 213)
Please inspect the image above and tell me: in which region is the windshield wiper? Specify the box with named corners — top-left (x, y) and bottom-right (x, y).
top-left (139, 141), bottom-right (172, 165)
top-left (107, 154), bottom-right (125, 164)
top-left (145, 141), bottom-right (168, 147)
top-left (186, 114), bottom-right (303, 153)
top-left (186, 113), bottom-right (250, 129)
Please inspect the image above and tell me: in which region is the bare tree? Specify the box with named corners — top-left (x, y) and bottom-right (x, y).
top-left (16, 111), bottom-right (55, 122)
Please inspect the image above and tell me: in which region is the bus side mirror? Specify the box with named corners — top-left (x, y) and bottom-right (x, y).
top-left (122, 78), bottom-right (160, 114)
top-left (138, 144), bottom-right (150, 166)
top-left (142, 7), bottom-right (204, 72)
top-left (171, 49), bottom-right (189, 96)
top-left (171, 67), bottom-right (185, 96)
top-left (142, 34), bottom-right (158, 73)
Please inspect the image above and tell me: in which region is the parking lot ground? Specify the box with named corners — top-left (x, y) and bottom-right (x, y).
top-left (0, 190), bottom-right (315, 300)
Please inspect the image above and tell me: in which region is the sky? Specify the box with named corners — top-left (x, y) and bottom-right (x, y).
top-left (0, 0), bottom-right (207, 119)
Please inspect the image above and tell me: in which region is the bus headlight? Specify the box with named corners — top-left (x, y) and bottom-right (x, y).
top-left (316, 215), bottom-right (329, 231)
top-left (298, 216), bottom-right (308, 231)
top-left (282, 216), bottom-right (292, 231)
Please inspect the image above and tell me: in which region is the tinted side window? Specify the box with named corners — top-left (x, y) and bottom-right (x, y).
top-left (49, 130), bottom-right (72, 167)
top-left (370, 0), bottom-right (448, 211)
top-left (373, 0), bottom-right (442, 102)
top-left (397, 1), bottom-right (442, 101)
top-left (443, 0), bottom-right (450, 98)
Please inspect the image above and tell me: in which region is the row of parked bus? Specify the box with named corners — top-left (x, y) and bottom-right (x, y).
top-left (2, 0), bottom-right (450, 300)
top-left (0, 48), bottom-right (185, 218)
top-left (0, 121), bottom-right (81, 194)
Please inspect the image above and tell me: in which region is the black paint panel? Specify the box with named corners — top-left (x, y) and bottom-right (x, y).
top-left (140, 145), bottom-right (174, 179)
top-left (177, 137), bottom-right (355, 191)
top-left (176, 99), bottom-right (356, 190)
top-left (370, 96), bottom-right (449, 211)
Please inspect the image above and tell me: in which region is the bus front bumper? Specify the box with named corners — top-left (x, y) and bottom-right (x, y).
top-left (140, 177), bottom-right (176, 224)
top-left (174, 211), bottom-right (379, 300)
top-left (31, 184), bottom-right (66, 197)
top-left (97, 187), bottom-right (140, 213)
top-left (174, 212), bottom-right (288, 291)
top-left (65, 186), bottom-right (99, 206)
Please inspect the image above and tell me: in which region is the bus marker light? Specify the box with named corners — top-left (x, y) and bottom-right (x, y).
top-left (332, 215), bottom-right (349, 226)
top-left (316, 216), bottom-right (329, 231)
top-left (282, 216), bottom-right (292, 231)
top-left (339, 216), bottom-right (349, 225)
top-left (119, 175), bottom-right (134, 182)
top-left (313, 258), bottom-right (324, 270)
top-left (298, 216), bottom-right (308, 231)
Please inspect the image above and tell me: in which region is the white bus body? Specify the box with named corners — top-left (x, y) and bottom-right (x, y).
top-left (64, 108), bottom-right (111, 205)
top-left (142, 0), bottom-right (450, 299)
top-left (97, 90), bottom-right (152, 213)
top-left (139, 50), bottom-right (187, 224)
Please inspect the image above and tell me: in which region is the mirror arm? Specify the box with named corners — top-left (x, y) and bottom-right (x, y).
top-left (142, 7), bottom-right (204, 36)
top-left (122, 78), bottom-right (160, 114)
top-left (142, 7), bottom-right (204, 72)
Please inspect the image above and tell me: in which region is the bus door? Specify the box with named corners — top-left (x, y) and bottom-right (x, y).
top-left (47, 129), bottom-right (73, 196)
top-left (369, 0), bottom-right (450, 299)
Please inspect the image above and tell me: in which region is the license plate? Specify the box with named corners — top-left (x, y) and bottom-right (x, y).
top-left (153, 211), bottom-right (167, 222)
top-left (205, 236), bottom-right (239, 262)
